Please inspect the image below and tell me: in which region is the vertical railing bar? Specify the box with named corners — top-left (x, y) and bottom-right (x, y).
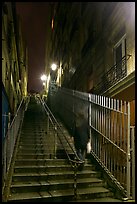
top-left (98, 95), bottom-right (100, 132)
top-left (108, 97), bottom-right (111, 173)
top-left (98, 95), bottom-right (101, 159)
top-left (118, 100), bottom-right (121, 183)
top-left (95, 95), bottom-right (97, 154)
top-left (107, 97), bottom-right (109, 170)
top-left (103, 96), bottom-right (106, 137)
top-left (91, 96), bottom-right (93, 131)
top-left (93, 95), bottom-right (95, 128)
top-left (102, 96), bottom-right (104, 164)
top-left (131, 127), bottom-right (135, 200)
top-left (47, 112), bottom-right (49, 134)
top-left (99, 96), bottom-right (101, 133)
top-left (116, 100), bottom-right (119, 182)
top-left (112, 98), bottom-right (116, 178)
top-left (105, 97), bottom-right (107, 138)
top-left (95, 95), bottom-right (97, 131)
top-left (115, 99), bottom-right (118, 181)
top-left (93, 94), bottom-right (95, 129)
top-left (96, 95), bottom-right (98, 156)
top-left (123, 101), bottom-right (127, 191)
top-left (116, 99), bottom-right (119, 182)
top-left (54, 125), bottom-right (57, 159)
top-left (100, 95), bottom-right (102, 162)
top-left (106, 97), bottom-right (109, 139)
top-left (111, 98), bottom-right (113, 143)
top-left (97, 95), bottom-right (99, 158)
top-left (91, 95), bottom-right (93, 151)
top-left (88, 94), bottom-right (92, 150)
top-left (120, 100), bottom-right (124, 186)
top-left (105, 97), bottom-right (107, 169)
top-left (114, 98), bottom-right (116, 179)
top-left (126, 102), bottom-right (131, 199)
top-left (114, 99), bottom-right (116, 144)
top-left (93, 96), bottom-right (95, 152)
top-left (97, 95), bottom-right (99, 131)
top-left (104, 96), bottom-right (107, 167)
top-left (124, 101), bottom-right (127, 152)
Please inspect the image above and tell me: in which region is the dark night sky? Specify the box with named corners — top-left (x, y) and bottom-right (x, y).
top-left (16, 2), bottom-right (51, 93)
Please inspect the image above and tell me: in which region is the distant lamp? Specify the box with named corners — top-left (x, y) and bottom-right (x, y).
top-left (41, 74), bottom-right (47, 81)
top-left (51, 63), bottom-right (57, 71)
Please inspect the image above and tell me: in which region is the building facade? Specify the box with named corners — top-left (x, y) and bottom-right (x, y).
top-left (48, 2), bottom-right (135, 125)
top-left (2, 2), bottom-right (28, 139)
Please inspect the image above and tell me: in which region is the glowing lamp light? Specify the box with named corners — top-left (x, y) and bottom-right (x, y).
top-left (51, 63), bottom-right (57, 71)
top-left (41, 74), bottom-right (47, 81)
top-left (43, 82), bottom-right (46, 86)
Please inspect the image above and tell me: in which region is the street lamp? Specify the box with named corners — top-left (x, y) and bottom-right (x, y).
top-left (51, 63), bottom-right (57, 71)
top-left (41, 74), bottom-right (47, 81)
top-left (40, 74), bottom-right (48, 99)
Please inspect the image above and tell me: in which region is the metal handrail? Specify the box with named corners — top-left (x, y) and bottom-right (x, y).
top-left (39, 97), bottom-right (84, 200)
top-left (48, 85), bottom-right (134, 199)
top-left (40, 97), bottom-right (83, 162)
top-left (2, 96), bottom-right (28, 198)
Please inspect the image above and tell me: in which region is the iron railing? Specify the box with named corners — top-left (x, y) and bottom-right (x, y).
top-left (93, 55), bottom-right (131, 94)
top-left (2, 96), bottom-right (29, 195)
top-left (130, 126), bottom-right (135, 200)
top-left (48, 86), bottom-right (134, 200)
top-left (88, 94), bottom-right (132, 199)
top-left (39, 96), bottom-right (84, 200)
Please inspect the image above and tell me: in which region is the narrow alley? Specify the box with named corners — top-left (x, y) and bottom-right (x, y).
top-left (2, 2), bottom-right (135, 203)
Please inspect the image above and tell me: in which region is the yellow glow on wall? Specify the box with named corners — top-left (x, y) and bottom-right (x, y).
top-left (51, 18), bottom-right (54, 30)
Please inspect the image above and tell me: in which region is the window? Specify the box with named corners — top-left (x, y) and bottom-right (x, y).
top-left (114, 35), bottom-right (126, 79)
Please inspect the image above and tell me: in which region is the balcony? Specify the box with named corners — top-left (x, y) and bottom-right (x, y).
top-left (93, 55), bottom-right (131, 94)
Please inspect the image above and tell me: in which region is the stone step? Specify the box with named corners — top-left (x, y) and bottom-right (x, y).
top-left (17, 148), bottom-right (74, 155)
top-left (13, 165), bottom-right (98, 174)
top-left (19, 136), bottom-right (63, 141)
top-left (17, 155), bottom-right (54, 159)
top-left (8, 187), bottom-right (114, 202)
top-left (14, 160), bottom-right (94, 168)
top-left (71, 196), bottom-right (123, 202)
top-left (12, 170), bottom-right (101, 182)
top-left (18, 144), bottom-right (54, 147)
top-left (17, 149), bottom-right (56, 154)
top-left (15, 158), bottom-right (70, 165)
top-left (11, 177), bottom-right (105, 193)
top-left (16, 154), bottom-right (66, 159)
top-left (18, 141), bottom-right (54, 145)
top-left (14, 165), bottom-right (72, 173)
top-left (7, 99), bottom-right (119, 202)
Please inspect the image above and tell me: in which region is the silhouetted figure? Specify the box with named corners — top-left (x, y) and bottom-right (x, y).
top-left (73, 112), bottom-right (90, 162)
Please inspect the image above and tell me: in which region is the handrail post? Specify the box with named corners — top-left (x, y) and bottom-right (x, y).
top-left (47, 112), bottom-right (49, 134)
top-left (54, 126), bottom-right (57, 159)
top-left (88, 94), bottom-right (91, 149)
top-left (74, 162), bottom-right (78, 201)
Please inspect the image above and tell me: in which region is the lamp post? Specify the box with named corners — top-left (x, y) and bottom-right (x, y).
top-left (40, 74), bottom-right (47, 99)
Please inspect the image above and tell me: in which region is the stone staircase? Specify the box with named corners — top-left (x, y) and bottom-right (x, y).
top-left (7, 96), bottom-right (122, 202)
